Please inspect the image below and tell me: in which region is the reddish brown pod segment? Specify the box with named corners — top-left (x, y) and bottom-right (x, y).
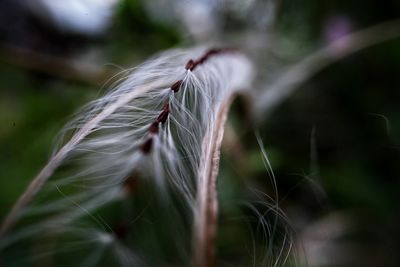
top-left (171, 80), bottom-right (183, 92)
top-left (112, 222), bottom-right (130, 240)
top-left (123, 173), bottom-right (140, 195)
top-left (148, 121), bottom-right (159, 134)
top-left (185, 59), bottom-right (195, 71)
top-left (156, 103), bottom-right (170, 124)
top-left (141, 103), bottom-right (170, 153)
top-left (141, 137), bottom-right (153, 153)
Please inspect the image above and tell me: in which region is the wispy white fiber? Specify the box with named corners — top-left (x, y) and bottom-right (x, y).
top-left (0, 46), bottom-right (253, 266)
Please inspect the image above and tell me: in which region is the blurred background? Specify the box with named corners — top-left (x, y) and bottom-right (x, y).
top-left (1, 0), bottom-right (400, 266)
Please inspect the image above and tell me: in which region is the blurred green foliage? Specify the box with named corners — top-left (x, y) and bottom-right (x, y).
top-left (0, 64), bottom-right (94, 217)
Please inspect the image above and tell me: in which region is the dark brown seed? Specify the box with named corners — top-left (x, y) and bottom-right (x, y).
top-left (141, 137), bottom-right (153, 153)
top-left (123, 173), bottom-right (139, 195)
top-left (149, 121), bottom-right (159, 133)
top-left (156, 103), bottom-right (170, 124)
top-left (157, 111), bottom-right (168, 124)
top-left (171, 80), bottom-right (183, 92)
top-left (185, 59), bottom-right (195, 70)
top-left (113, 222), bottom-right (130, 240)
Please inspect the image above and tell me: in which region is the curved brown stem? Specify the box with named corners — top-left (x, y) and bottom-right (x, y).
top-left (194, 95), bottom-right (235, 267)
top-left (255, 19), bottom-right (400, 121)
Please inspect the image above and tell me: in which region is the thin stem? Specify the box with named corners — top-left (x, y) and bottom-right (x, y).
top-left (194, 95), bottom-right (235, 267)
top-left (0, 43), bottom-right (114, 85)
top-left (255, 19), bottom-right (400, 120)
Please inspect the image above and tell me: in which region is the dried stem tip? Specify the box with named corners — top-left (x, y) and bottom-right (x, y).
top-left (186, 48), bottom-right (237, 71)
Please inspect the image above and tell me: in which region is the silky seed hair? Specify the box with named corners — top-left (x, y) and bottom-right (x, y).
top-left (0, 46), bottom-right (253, 266)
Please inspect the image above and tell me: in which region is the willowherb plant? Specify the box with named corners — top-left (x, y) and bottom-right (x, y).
top-left (2, 17), bottom-right (400, 267)
top-left (1, 46), bottom-right (290, 267)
